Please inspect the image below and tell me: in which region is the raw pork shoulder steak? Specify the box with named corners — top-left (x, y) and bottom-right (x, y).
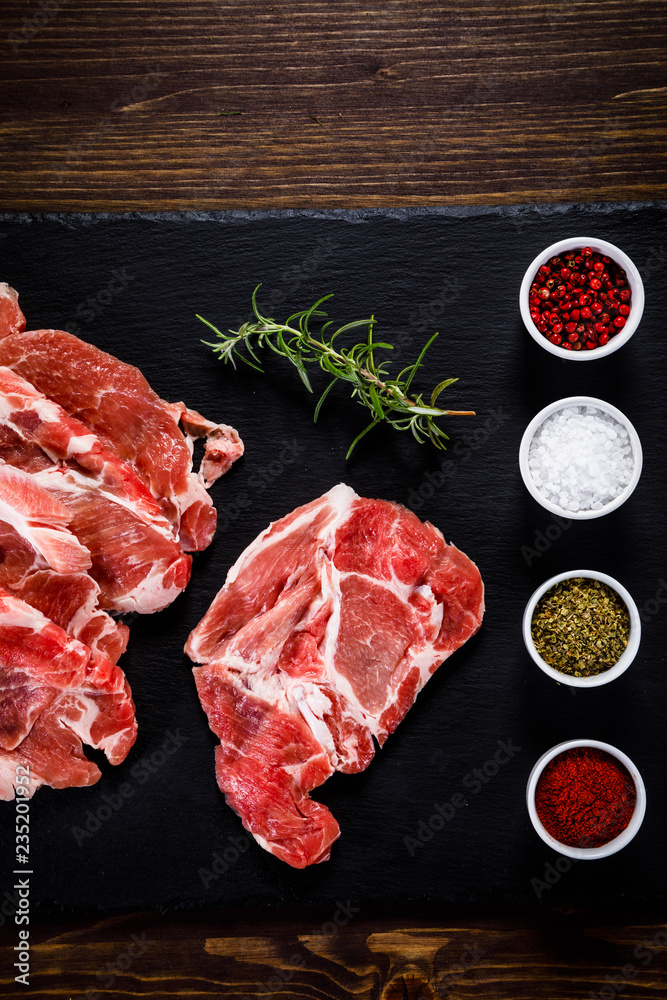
top-left (0, 461), bottom-right (128, 662)
top-left (0, 587), bottom-right (137, 799)
top-left (186, 483), bottom-right (484, 868)
top-left (0, 284), bottom-right (244, 552)
top-left (0, 365), bottom-right (191, 614)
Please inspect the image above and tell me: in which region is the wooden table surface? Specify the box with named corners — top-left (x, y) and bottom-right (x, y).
top-left (1, 0), bottom-right (666, 210)
top-left (1, 2), bottom-right (666, 997)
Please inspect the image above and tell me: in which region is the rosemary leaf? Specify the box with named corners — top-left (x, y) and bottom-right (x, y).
top-left (314, 379), bottom-right (337, 423)
top-left (200, 286), bottom-right (474, 457)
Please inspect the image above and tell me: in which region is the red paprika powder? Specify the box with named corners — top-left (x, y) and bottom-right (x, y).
top-left (535, 746), bottom-right (636, 848)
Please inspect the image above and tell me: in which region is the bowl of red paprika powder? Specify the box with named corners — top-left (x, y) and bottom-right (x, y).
top-left (527, 740), bottom-right (646, 859)
top-left (520, 237), bottom-right (645, 359)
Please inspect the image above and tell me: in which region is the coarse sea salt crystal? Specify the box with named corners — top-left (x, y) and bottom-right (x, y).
top-left (528, 405), bottom-right (635, 512)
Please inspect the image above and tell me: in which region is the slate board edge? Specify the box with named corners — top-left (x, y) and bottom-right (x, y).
top-left (2, 201), bottom-right (666, 228)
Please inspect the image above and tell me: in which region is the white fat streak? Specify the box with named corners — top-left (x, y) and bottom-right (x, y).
top-left (314, 497), bottom-right (407, 740)
top-left (0, 757), bottom-right (45, 800)
top-left (67, 434), bottom-right (99, 454)
top-left (284, 488), bottom-right (447, 743)
top-left (32, 466), bottom-right (176, 544)
top-left (66, 586), bottom-right (106, 642)
top-left (0, 390), bottom-right (174, 544)
top-left (187, 487), bottom-right (352, 664)
top-left (172, 465), bottom-right (209, 521)
top-left (0, 494), bottom-right (49, 572)
top-left (319, 564), bottom-right (378, 738)
top-left (241, 484), bottom-right (359, 762)
top-left (224, 484), bottom-right (357, 589)
top-left (109, 561), bottom-right (185, 614)
top-left (224, 654), bottom-right (288, 704)
top-left (61, 695), bottom-right (101, 746)
top-left (0, 388), bottom-right (64, 426)
top-left (0, 598), bottom-right (54, 633)
top-left (290, 683), bottom-right (337, 761)
top-left (252, 831), bottom-right (275, 856)
top-left (0, 399), bottom-right (60, 469)
top-left (0, 489), bottom-right (92, 574)
top-left (0, 600), bottom-right (87, 686)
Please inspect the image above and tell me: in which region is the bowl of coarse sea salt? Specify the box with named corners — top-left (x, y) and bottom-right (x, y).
top-left (519, 396), bottom-right (643, 519)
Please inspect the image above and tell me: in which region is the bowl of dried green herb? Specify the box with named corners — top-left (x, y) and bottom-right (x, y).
top-left (523, 570), bottom-right (641, 687)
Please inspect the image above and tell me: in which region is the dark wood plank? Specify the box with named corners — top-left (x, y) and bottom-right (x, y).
top-left (0, 7), bottom-right (665, 996)
top-left (2, 908), bottom-right (667, 998)
top-left (0, 0), bottom-right (665, 209)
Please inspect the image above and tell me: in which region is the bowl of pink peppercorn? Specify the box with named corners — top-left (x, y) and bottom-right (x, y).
top-left (520, 237), bottom-right (645, 359)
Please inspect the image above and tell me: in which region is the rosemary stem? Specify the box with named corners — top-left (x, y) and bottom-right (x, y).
top-left (245, 323), bottom-right (476, 417)
top-left (202, 290), bottom-right (474, 456)
top-left (294, 330), bottom-right (474, 418)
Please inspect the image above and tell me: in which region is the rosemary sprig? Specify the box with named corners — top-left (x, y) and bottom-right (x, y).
top-left (198, 286), bottom-right (474, 459)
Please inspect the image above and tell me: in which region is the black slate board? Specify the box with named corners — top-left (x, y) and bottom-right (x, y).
top-left (0, 204), bottom-right (666, 916)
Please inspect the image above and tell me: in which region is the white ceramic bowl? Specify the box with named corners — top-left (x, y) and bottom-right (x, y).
top-left (520, 237), bottom-right (645, 360)
top-left (527, 739), bottom-right (646, 859)
top-left (519, 395), bottom-right (643, 519)
top-left (523, 569), bottom-right (641, 688)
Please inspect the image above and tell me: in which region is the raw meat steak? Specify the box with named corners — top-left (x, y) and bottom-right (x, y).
top-left (185, 483), bottom-right (484, 868)
top-left (0, 587), bottom-right (137, 799)
top-left (0, 284), bottom-right (244, 551)
top-left (0, 283), bottom-right (23, 339)
top-left (0, 365), bottom-right (191, 613)
top-left (0, 462), bottom-right (128, 662)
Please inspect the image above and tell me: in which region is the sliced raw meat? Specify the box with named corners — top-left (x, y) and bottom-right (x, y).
top-left (0, 587), bottom-right (137, 798)
top-left (0, 286), bottom-right (244, 551)
top-left (0, 283), bottom-right (25, 339)
top-left (186, 483), bottom-right (484, 868)
top-left (14, 571), bottom-right (128, 665)
top-left (0, 366), bottom-right (191, 613)
top-left (0, 462), bottom-right (128, 661)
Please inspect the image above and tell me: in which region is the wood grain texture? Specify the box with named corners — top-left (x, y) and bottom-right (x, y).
top-left (0, 0), bottom-right (665, 209)
top-left (2, 908), bottom-right (667, 998)
top-left (0, 9), bottom-right (665, 995)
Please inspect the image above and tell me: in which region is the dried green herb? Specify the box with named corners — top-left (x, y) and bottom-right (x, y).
top-left (531, 577), bottom-right (630, 677)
